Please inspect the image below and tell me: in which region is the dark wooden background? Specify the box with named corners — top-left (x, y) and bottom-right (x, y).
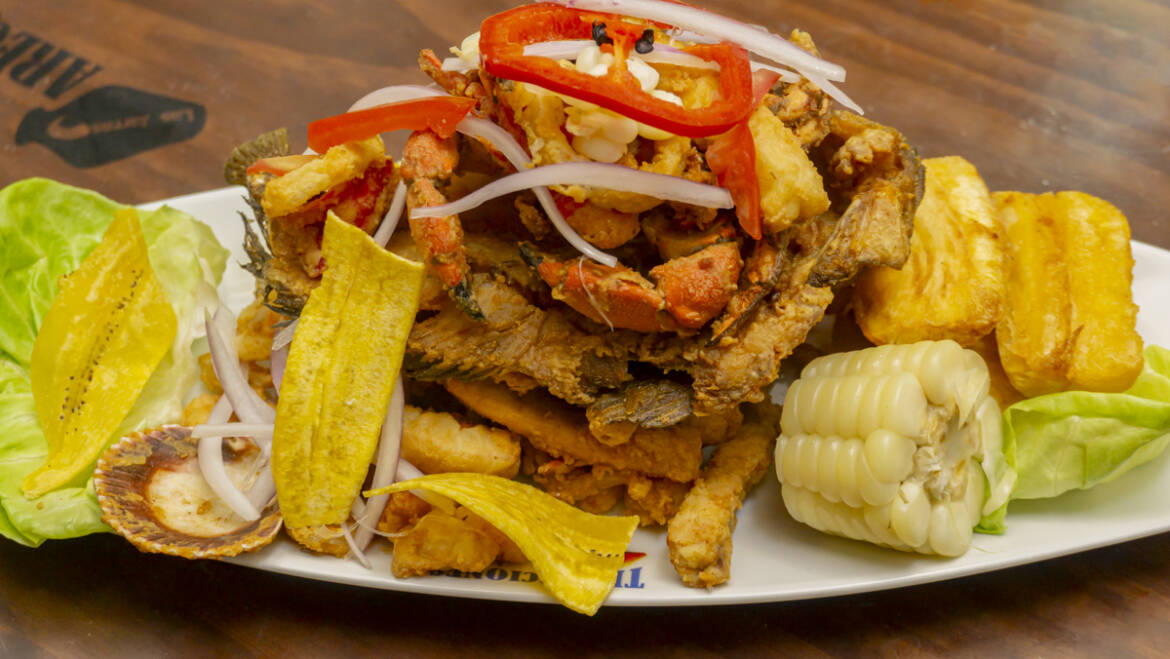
top-left (1, 0), bottom-right (1168, 655)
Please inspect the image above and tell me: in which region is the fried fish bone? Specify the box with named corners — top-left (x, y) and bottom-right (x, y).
top-left (994, 191), bottom-right (1143, 396)
top-left (853, 156), bottom-right (1006, 347)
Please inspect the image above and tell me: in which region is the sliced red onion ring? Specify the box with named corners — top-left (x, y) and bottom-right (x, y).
top-left (353, 379), bottom-right (405, 551)
top-left (394, 460), bottom-right (456, 515)
top-left (640, 46), bottom-right (721, 71)
top-left (440, 57), bottom-right (477, 75)
top-left (454, 116), bottom-right (617, 266)
top-left (205, 308), bottom-right (274, 424)
top-left (341, 85), bottom-right (617, 266)
top-left (191, 423), bottom-right (275, 440)
top-left (345, 84), bottom-right (446, 112)
top-left (666, 28), bottom-right (720, 44)
top-left (750, 61), bottom-right (800, 84)
top-left (272, 319), bottom-right (298, 352)
top-left (551, 0), bottom-right (846, 82)
top-left (802, 69), bottom-right (864, 115)
top-left (269, 343), bottom-right (288, 394)
top-left (341, 521), bottom-right (371, 569)
top-left (246, 465), bottom-right (276, 510)
top-left (197, 395), bottom-right (261, 521)
top-left (410, 162), bottom-right (733, 221)
top-left (372, 179), bottom-right (407, 248)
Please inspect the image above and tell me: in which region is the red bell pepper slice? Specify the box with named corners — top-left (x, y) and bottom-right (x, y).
top-left (306, 96), bottom-right (476, 153)
top-left (704, 69), bottom-right (781, 240)
top-left (479, 3), bottom-right (754, 139)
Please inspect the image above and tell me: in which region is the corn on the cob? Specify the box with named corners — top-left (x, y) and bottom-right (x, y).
top-left (776, 340), bottom-right (1014, 556)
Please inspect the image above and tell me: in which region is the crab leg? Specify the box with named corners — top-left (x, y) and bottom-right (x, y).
top-left (402, 130), bottom-right (484, 320)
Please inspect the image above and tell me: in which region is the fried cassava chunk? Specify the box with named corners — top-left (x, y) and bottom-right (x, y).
top-left (994, 190), bottom-right (1143, 396)
top-left (854, 156), bottom-right (1006, 347)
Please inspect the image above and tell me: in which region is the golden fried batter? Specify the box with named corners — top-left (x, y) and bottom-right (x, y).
top-left (667, 404), bottom-right (779, 587)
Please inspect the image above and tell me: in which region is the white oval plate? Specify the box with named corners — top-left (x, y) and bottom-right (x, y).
top-left (144, 187), bottom-right (1170, 608)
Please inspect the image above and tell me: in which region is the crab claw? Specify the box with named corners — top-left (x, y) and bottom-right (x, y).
top-left (520, 241), bottom-right (743, 333)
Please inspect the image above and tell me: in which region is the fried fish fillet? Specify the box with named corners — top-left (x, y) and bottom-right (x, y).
top-left (444, 379), bottom-right (702, 483)
top-left (407, 276), bottom-right (631, 405)
top-left (667, 404), bottom-right (780, 587)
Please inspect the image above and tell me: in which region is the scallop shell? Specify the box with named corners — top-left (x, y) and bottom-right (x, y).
top-left (94, 425), bottom-right (282, 558)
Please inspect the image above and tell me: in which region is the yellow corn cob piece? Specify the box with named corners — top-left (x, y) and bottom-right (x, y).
top-left (994, 191), bottom-right (1143, 396)
top-left (853, 156), bottom-right (1006, 347)
top-left (776, 341), bottom-right (1013, 556)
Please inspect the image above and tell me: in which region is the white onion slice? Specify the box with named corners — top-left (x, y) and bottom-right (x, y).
top-left (750, 61), bottom-right (800, 84)
top-left (550, 0), bottom-right (845, 82)
top-left (191, 423), bottom-right (275, 440)
top-left (205, 308), bottom-right (274, 424)
top-left (411, 162), bottom-right (733, 221)
top-left (372, 180), bottom-right (407, 248)
top-left (353, 379), bottom-right (405, 551)
top-left (196, 395), bottom-right (261, 522)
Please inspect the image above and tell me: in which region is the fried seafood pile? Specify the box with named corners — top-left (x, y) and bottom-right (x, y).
top-left (228, 28), bottom-right (923, 586)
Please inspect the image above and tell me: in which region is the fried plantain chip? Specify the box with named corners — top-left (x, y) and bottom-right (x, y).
top-left (272, 212), bottom-right (424, 533)
top-left (366, 473), bottom-right (639, 616)
top-left (24, 209), bottom-right (177, 498)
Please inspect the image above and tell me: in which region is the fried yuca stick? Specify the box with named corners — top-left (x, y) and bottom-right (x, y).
top-left (853, 156), bottom-right (1006, 347)
top-left (994, 191), bottom-right (1143, 396)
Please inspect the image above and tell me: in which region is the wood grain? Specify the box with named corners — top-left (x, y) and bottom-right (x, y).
top-left (0, 0), bottom-right (1167, 655)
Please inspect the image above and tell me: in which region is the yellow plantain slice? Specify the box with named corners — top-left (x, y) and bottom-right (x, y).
top-left (366, 473), bottom-right (639, 616)
top-left (24, 209), bottom-right (177, 498)
top-left (272, 212), bottom-right (424, 534)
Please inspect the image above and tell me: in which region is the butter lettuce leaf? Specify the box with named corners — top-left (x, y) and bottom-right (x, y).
top-left (0, 178), bottom-right (228, 546)
top-left (1007, 345), bottom-right (1170, 501)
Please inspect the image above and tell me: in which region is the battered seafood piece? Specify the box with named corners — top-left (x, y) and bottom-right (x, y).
top-left (667, 404), bottom-right (779, 587)
top-left (390, 507), bottom-right (526, 578)
top-left (402, 405), bottom-right (522, 478)
top-left (406, 275), bottom-right (632, 405)
top-left (445, 379), bottom-right (703, 483)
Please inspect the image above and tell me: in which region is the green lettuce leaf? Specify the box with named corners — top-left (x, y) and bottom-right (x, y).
top-left (1006, 345), bottom-right (1170, 501)
top-left (0, 178), bottom-right (228, 546)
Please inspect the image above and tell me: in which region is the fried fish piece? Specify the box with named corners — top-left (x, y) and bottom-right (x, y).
top-left (667, 403), bottom-right (779, 588)
top-left (994, 191), bottom-right (1143, 395)
top-left (854, 156), bottom-right (1006, 347)
top-left (445, 379), bottom-right (702, 483)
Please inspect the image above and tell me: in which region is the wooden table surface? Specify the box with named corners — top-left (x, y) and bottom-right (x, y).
top-left (1, 0), bottom-right (1168, 656)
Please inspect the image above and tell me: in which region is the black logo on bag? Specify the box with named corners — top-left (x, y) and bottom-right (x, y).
top-left (16, 85), bottom-right (206, 168)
